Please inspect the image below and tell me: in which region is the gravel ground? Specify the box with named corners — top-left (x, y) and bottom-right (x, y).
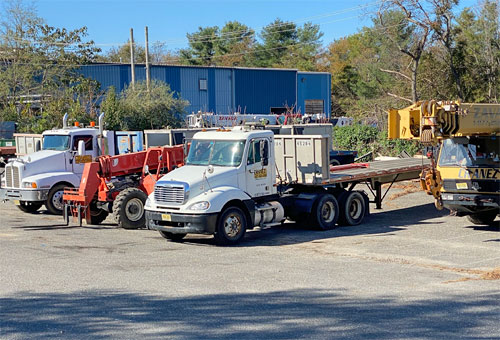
top-left (0, 181), bottom-right (499, 340)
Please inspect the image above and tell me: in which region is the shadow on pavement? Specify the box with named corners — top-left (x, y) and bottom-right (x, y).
top-left (180, 203), bottom-right (449, 247)
top-left (1, 289), bottom-right (498, 340)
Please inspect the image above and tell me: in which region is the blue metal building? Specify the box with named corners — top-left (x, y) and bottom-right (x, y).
top-left (79, 64), bottom-right (331, 117)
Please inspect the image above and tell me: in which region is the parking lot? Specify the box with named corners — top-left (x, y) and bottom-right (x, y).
top-left (0, 181), bottom-right (499, 339)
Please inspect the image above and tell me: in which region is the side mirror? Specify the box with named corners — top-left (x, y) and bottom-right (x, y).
top-left (77, 140), bottom-right (85, 156)
top-left (260, 140), bottom-right (269, 166)
top-left (144, 165), bottom-right (149, 175)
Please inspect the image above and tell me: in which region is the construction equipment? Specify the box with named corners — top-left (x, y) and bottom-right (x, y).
top-left (388, 101), bottom-right (500, 225)
top-left (63, 145), bottom-right (186, 228)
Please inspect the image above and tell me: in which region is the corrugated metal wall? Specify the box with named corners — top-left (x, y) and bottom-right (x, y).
top-left (297, 72), bottom-right (331, 116)
top-left (78, 64), bottom-right (330, 116)
top-left (234, 69), bottom-right (296, 114)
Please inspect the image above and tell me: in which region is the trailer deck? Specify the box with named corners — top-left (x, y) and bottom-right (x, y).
top-left (326, 158), bottom-right (431, 209)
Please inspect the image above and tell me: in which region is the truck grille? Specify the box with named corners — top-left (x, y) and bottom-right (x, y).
top-left (5, 165), bottom-right (20, 188)
top-left (154, 183), bottom-right (187, 205)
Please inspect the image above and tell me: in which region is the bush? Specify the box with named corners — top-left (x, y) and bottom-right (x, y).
top-left (102, 80), bottom-right (188, 131)
top-left (333, 124), bottom-right (419, 158)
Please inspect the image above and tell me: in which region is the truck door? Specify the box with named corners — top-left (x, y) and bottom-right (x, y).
top-left (71, 135), bottom-right (95, 174)
top-left (245, 138), bottom-right (272, 197)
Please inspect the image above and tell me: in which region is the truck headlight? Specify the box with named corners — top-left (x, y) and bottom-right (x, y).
top-left (188, 201), bottom-right (210, 210)
top-left (1, 176), bottom-right (5, 187)
top-left (145, 196), bottom-right (154, 209)
top-left (22, 181), bottom-right (38, 189)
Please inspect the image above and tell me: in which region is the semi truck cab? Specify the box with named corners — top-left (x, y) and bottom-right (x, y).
top-left (145, 126), bottom-right (282, 244)
top-left (0, 114), bottom-right (143, 215)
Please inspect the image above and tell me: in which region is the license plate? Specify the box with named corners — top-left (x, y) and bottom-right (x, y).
top-left (456, 183), bottom-right (468, 189)
top-left (161, 214), bottom-right (171, 221)
top-left (13, 200), bottom-right (20, 205)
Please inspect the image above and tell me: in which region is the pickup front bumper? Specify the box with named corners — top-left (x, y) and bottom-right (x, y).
top-left (0, 188), bottom-right (49, 202)
top-left (145, 210), bottom-right (218, 234)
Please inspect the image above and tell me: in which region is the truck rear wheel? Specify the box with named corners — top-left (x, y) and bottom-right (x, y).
top-left (467, 210), bottom-right (497, 225)
top-left (338, 191), bottom-right (367, 226)
top-left (17, 201), bottom-right (43, 213)
top-left (214, 206), bottom-right (247, 245)
top-left (159, 231), bottom-right (186, 242)
top-left (112, 188), bottom-right (148, 229)
top-left (46, 184), bottom-right (71, 215)
top-left (313, 194), bottom-right (339, 230)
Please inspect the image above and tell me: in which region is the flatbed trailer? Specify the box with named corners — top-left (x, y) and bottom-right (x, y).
top-left (326, 158), bottom-right (430, 209)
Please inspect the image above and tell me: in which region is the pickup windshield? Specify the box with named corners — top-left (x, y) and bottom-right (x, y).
top-left (186, 140), bottom-right (245, 166)
top-left (439, 137), bottom-right (500, 167)
top-left (43, 135), bottom-right (70, 151)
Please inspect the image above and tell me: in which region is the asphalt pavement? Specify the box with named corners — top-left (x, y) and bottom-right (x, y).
top-left (0, 183), bottom-right (499, 339)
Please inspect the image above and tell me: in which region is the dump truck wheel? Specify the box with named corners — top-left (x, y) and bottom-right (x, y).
top-left (338, 191), bottom-right (366, 226)
top-left (313, 194), bottom-right (339, 230)
top-left (46, 184), bottom-right (71, 215)
top-left (113, 188), bottom-right (148, 229)
top-left (159, 231), bottom-right (186, 242)
top-left (17, 201), bottom-right (43, 213)
top-left (214, 206), bottom-right (247, 245)
top-left (467, 210), bottom-right (497, 226)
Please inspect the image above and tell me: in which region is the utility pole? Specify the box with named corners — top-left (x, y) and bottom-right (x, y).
top-left (129, 28), bottom-right (135, 90)
top-left (145, 26), bottom-right (150, 92)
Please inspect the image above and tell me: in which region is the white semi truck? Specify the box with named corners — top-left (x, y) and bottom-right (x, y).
top-left (0, 114), bottom-right (143, 214)
top-left (145, 125), bottom-right (429, 245)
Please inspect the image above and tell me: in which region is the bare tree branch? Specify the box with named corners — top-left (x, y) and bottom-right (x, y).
top-left (380, 68), bottom-right (412, 81)
top-left (387, 92), bottom-right (413, 103)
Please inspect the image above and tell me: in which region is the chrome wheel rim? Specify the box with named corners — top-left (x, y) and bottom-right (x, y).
top-left (125, 198), bottom-right (144, 222)
top-left (52, 190), bottom-right (64, 211)
top-left (224, 214), bottom-right (242, 238)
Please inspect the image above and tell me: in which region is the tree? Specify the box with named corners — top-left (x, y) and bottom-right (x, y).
top-left (0, 0), bottom-right (101, 132)
top-left (179, 26), bottom-right (219, 65)
top-left (281, 22), bottom-right (324, 71)
top-left (216, 21), bottom-right (255, 66)
top-left (99, 41), bottom-right (146, 63)
top-left (253, 18), bottom-right (298, 67)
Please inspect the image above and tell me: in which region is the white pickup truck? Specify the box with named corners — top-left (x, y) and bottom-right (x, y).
top-left (0, 114), bottom-right (143, 214)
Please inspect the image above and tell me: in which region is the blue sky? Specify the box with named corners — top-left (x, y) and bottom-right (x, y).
top-left (31, 0), bottom-right (478, 52)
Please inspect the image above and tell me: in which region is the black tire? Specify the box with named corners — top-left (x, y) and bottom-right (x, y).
top-left (338, 191), bottom-right (367, 226)
top-left (214, 206), bottom-right (247, 245)
top-left (17, 201), bottom-right (43, 213)
top-left (89, 207), bottom-right (109, 225)
top-left (46, 184), bottom-right (71, 215)
top-left (313, 194), bottom-right (339, 230)
top-left (330, 159), bottom-right (341, 166)
top-left (159, 231), bottom-right (186, 242)
top-left (112, 187), bottom-right (148, 229)
top-left (467, 210), bottom-right (498, 225)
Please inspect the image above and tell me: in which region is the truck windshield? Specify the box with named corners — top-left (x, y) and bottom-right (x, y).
top-left (42, 135), bottom-right (70, 151)
top-left (439, 137), bottom-right (500, 167)
top-left (186, 140), bottom-right (245, 166)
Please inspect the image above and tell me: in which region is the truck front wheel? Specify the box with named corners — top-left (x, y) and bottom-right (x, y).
top-left (112, 188), bottom-right (148, 229)
top-left (46, 184), bottom-right (71, 215)
top-left (467, 210), bottom-right (497, 225)
top-left (214, 206), bottom-right (247, 245)
top-left (17, 201), bottom-right (43, 213)
top-left (313, 194), bottom-right (339, 230)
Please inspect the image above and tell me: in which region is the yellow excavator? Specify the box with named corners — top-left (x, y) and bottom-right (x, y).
top-left (388, 100), bottom-right (500, 225)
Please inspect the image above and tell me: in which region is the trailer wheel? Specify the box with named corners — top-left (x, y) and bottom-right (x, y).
top-left (159, 231), bottom-right (186, 242)
top-left (46, 184), bottom-right (71, 215)
top-left (113, 188), bottom-right (148, 229)
top-left (313, 194), bottom-right (339, 230)
top-left (338, 191), bottom-right (366, 226)
top-left (214, 206), bottom-right (247, 245)
top-left (17, 201), bottom-right (43, 213)
top-left (467, 210), bottom-right (497, 226)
